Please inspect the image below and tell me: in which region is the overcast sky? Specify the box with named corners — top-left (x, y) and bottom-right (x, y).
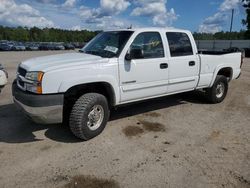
top-left (0, 0), bottom-right (246, 33)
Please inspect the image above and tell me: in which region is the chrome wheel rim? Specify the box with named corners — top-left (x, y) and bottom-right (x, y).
top-left (87, 105), bottom-right (104, 131)
top-left (216, 83), bottom-right (225, 98)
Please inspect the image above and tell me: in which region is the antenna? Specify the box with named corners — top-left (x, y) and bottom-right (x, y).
top-left (229, 9), bottom-right (234, 34)
top-left (128, 24), bottom-right (132, 29)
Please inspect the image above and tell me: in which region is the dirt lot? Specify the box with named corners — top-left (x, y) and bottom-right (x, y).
top-left (0, 51), bottom-right (249, 188)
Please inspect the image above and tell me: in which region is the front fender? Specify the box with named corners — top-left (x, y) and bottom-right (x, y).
top-left (58, 75), bottom-right (120, 105)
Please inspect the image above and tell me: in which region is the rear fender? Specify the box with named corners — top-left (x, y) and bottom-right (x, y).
top-left (209, 65), bottom-right (233, 87)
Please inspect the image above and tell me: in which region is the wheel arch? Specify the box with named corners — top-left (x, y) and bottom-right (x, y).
top-left (64, 82), bottom-right (116, 106)
top-left (62, 81), bottom-right (116, 124)
top-left (209, 66), bottom-right (233, 87)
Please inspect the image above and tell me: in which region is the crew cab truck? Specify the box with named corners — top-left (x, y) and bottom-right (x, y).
top-left (12, 28), bottom-right (242, 140)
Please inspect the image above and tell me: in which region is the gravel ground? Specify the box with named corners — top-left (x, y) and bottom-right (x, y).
top-left (0, 51), bottom-right (249, 188)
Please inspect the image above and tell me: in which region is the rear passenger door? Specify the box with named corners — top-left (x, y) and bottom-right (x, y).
top-left (166, 32), bottom-right (199, 93)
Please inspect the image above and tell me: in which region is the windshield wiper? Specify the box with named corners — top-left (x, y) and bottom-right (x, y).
top-left (84, 50), bottom-right (101, 57)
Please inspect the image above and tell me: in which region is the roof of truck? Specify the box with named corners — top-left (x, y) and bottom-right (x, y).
top-left (105, 27), bottom-right (190, 33)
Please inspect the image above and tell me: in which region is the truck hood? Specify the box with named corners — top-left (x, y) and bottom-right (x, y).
top-left (20, 52), bottom-right (107, 72)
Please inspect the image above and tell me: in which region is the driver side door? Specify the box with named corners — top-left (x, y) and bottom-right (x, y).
top-left (118, 31), bottom-right (169, 103)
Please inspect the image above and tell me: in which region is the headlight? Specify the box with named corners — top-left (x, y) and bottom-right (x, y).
top-left (25, 71), bottom-right (44, 82)
top-left (25, 71), bottom-right (44, 94)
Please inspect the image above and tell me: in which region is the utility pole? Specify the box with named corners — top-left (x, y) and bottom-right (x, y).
top-left (229, 9), bottom-right (234, 48)
top-left (230, 9), bottom-right (234, 33)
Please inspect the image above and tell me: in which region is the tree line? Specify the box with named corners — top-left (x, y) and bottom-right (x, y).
top-left (242, 0), bottom-right (250, 38)
top-left (0, 26), bottom-right (249, 42)
top-left (0, 26), bottom-right (98, 42)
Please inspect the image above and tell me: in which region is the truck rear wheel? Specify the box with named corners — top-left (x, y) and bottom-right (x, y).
top-left (69, 93), bottom-right (110, 140)
top-left (206, 75), bottom-right (228, 104)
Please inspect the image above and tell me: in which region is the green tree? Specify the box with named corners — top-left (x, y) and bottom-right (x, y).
top-left (242, 0), bottom-right (250, 38)
top-left (193, 31), bottom-right (245, 40)
top-left (0, 26), bottom-right (97, 42)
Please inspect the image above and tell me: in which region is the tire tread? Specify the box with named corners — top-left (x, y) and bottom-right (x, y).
top-left (206, 75), bottom-right (228, 104)
top-left (69, 93), bottom-right (109, 140)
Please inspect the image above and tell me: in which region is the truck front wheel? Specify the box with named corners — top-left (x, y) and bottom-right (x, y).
top-left (206, 75), bottom-right (228, 104)
top-left (69, 93), bottom-right (110, 140)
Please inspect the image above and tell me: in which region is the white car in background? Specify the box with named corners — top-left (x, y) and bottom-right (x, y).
top-left (0, 64), bottom-right (8, 92)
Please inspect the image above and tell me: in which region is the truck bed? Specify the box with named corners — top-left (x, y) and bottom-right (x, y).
top-left (197, 52), bottom-right (242, 88)
top-left (198, 50), bottom-right (240, 55)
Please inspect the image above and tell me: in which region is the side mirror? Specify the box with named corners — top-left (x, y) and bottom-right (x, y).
top-left (125, 52), bottom-right (132, 61)
top-left (125, 48), bottom-right (144, 61)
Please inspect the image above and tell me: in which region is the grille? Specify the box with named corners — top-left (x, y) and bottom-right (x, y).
top-left (18, 80), bottom-right (25, 87)
top-left (18, 67), bottom-right (27, 77)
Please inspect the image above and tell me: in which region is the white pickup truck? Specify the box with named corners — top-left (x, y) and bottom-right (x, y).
top-left (12, 28), bottom-right (242, 140)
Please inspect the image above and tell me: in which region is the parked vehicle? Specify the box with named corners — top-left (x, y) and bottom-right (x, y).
top-left (26, 44), bottom-right (39, 51)
top-left (0, 43), bottom-right (12, 51)
top-left (0, 64), bottom-right (8, 92)
top-left (12, 28), bottom-right (242, 140)
top-left (72, 42), bottom-right (86, 49)
top-left (243, 48), bottom-right (250, 57)
top-left (64, 43), bottom-right (75, 50)
top-left (11, 42), bottom-right (26, 51)
top-left (54, 44), bottom-right (65, 50)
top-left (39, 43), bottom-right (49, 50)
top-left (0, 40), bottom-right (8, 43)
top-left (223, 47), bottom-right (241, 53)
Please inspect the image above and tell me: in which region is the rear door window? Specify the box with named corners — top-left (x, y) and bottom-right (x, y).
top-left (166, 32), bottom-right (193, 57)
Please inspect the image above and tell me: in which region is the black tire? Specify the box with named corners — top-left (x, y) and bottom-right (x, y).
top-left (69, 93), bottom-right (110, 140)
top-left (206, 75), bottom-right (228, 104)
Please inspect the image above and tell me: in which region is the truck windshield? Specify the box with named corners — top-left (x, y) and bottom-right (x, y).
top-left (81, 31), bottom-right (134, 58)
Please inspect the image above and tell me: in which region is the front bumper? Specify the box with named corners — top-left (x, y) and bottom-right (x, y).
top-left (12, 81), bottom-right (64, 124)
